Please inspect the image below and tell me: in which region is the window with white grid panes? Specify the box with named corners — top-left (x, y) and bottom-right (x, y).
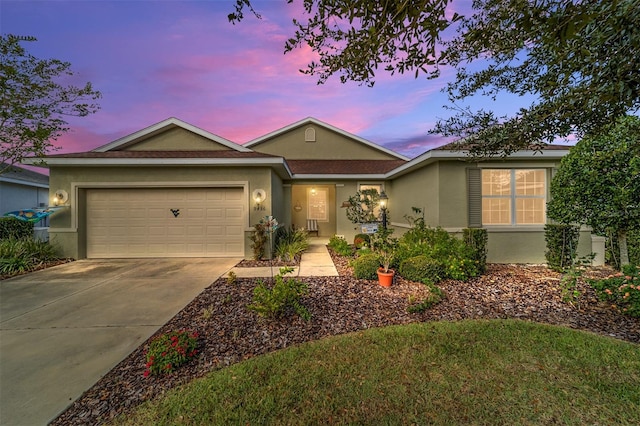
top-left (481, 169), bottom-right (546, 225)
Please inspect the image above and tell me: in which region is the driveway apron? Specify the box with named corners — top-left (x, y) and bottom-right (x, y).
top-left (0, 258), bottom-right (239, 426)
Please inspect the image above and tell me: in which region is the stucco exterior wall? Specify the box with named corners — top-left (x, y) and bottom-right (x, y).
top-left (121, 127), bottom-right (232, 151)
top-left (251, 125), bottom-right (399, 160)
top-left (389, 163), bottom-right (440, 227)
top-left (48, 165), bottom-right (273, 259)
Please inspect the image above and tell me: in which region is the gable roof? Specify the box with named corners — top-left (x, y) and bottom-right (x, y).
top-left (245, 117), bottom-right (410, 161)
top-left (0, 163), bottom-right (49, 188)
top-left (287, 159), bottom-right (407, 176)
top-left (387, 145), bottom-right (572, 179)
top-left (93, 117), bottom-right (252, 152)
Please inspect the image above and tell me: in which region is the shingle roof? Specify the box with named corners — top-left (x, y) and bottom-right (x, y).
top-left (434, 142), bottom-right (572, 151)
top-left (43, 151), bottom-right (279, 159)
top-left (287, 159), bottom-right (407, 175)
top-left (0, 163), bottom-right (49, 185)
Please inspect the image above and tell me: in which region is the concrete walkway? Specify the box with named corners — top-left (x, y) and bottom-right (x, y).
top-left (230, 238), bottom-right (338, 278)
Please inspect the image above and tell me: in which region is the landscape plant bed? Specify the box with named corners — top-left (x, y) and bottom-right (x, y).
top-left (52, 253), bottom-right (639, 425)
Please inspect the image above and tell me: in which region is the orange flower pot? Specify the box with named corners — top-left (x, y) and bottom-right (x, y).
top-left (377, 268), bottom-right (395, 287)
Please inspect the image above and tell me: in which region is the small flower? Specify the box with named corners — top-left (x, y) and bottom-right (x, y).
top-left (143, 370), bottom-right (150, 378)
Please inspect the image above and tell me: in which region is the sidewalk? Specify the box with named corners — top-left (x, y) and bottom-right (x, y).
top-left (230, 238), bottom-right (338, 278)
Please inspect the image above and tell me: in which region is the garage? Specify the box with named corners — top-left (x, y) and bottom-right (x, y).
top-left (86, 187), bottom-right (245, 258)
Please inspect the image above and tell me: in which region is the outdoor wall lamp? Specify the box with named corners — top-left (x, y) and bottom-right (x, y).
top-left (52, 189), bottom-right (69, 206)
top-left (379, 191), bottom-right (389, 229)
top-left (252, 188), bottom-right (266, 211)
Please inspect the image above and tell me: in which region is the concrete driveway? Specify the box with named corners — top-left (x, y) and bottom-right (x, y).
top-left (0, 258), bottom-right (239, 426)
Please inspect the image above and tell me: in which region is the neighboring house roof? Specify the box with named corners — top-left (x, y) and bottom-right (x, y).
top-left (0, 163), bottom-right (49, 188)
top-left (245, 117), bottom-right (411, 161)
top-left (92, 117), bottom-right (252, 152)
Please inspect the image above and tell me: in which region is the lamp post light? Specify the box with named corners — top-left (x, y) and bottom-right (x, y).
top-left (379, 191), bottom-right (388, 230)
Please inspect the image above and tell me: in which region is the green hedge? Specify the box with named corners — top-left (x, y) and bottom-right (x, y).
top-left (463, 228), bottom-right (488, 273)
top-left (0, 218), bottom-right (34, 240)
top-left (351, 253), bottom-right (380, 280)
top-left (544, 224), bottom-right (580, 272)
top-left (399, 255), bottom-right (444, 285)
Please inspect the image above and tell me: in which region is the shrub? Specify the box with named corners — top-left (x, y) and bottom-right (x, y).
top-left (328, 235), bottom-right (353, 256)
top-left (399, 255), bottom-right (444, 284)
top-left (247, 267), bottom-right (311, 321)
top-left (144, 330), bottom-right (199, 376)
top-left (0, 237), bottom-right (60, 275)
top-left (0, 217), bottom-right (33, 240)
top-left (249, 222), bottom-right (268, 260)
top-left (275, 227), bottom-right (309, 262)
top-left (353, 233), bottom-right (370, 248)
top-left (544, 224), bottom-right (580, 272)
top-left (351, 253), bottom-right (381, 280)
top-left (407, 285), bottom-right (444, 313)
top-left (589, 264), bottom-right (640, 318)
top-left (394, 218), bottom-right (479, 281)
top-left (463, 228), bottom-right (488, 273)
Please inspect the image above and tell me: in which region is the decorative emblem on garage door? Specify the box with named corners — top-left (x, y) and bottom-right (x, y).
top-left (170, 208), bottom-right (180, 218)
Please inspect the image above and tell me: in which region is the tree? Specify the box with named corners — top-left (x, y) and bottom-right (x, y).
top-left (547, 115), bottom-right (640, 267)
top-left (229, 0), bottom-right (640, 157)
top-left (0, 35), bottom-right (101, 174)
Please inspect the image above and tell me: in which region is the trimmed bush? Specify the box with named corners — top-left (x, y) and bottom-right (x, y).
top-left (463, 228), bottom-right (488, 273)
top-left (0, 217), bottom-right (33, 240)
top-left (351, 253), bottom-right (381, 280)
top-left (544, 224), bottom-right (580, 272)
top-left (399, 255), bottom-right (444, 284)
top-left (394, 220), bottom-right (479, 281)
top-left (328, 235), bottom-right (353, 256)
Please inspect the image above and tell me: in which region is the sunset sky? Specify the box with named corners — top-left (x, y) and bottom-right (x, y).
top-left (2, 0), bottom-right (538, 158)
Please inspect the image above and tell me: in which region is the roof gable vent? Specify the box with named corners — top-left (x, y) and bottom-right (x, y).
top-left (305, 127), bottom-right (316, 142)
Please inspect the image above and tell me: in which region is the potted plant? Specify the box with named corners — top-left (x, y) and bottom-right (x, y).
top-left (372, 227), bottom-right (396, 287)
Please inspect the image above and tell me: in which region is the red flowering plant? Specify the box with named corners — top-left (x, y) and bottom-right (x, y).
top-left (143, 330), bottom-right (199, 377)
top-left (590, 265), bottom-right (640, 318)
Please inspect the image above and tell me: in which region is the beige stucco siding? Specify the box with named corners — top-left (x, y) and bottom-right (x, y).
top-left (252, 125), bottom-right (398, 160)
top-left (48, 165), bottom-right (274, 259)
top-left (121, 127), bottom-right (232, 151)
top-left (387, 163), bottom-right (440, 227)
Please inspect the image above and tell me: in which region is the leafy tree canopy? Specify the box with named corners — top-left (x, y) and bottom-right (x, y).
top-left (547, 115), bottom-right (640, 266)
top-left (0, 34), bottom-right (101, 174)
top-left (230, 0), bottom-right (640, 157)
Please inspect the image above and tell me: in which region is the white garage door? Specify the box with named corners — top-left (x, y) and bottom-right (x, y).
top-left (86, 187), bottom-right (245, 258)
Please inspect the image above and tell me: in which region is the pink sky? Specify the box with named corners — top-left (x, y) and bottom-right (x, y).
top-left (2, 0), bottom-right (537, 159)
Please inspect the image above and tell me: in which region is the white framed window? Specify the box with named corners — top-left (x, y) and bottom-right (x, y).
top-left (481, 169), bottom-right (546, 225)
top-left (308, 187), bottom-right (327, 221)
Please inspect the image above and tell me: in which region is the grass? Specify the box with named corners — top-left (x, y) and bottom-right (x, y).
top-left (113, 320), bottom-right (640, 425)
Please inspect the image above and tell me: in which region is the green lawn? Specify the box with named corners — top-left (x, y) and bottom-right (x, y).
top-left (115, 320), bottom-right (640, 425)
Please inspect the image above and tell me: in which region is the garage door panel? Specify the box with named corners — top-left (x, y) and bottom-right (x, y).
top-left (87, 187), bottom-right (245, 258)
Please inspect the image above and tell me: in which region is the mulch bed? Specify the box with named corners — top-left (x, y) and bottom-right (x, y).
top-left (52, 250), bottom-right (639, 425)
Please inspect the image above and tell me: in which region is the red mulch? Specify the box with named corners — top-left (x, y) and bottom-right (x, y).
top-left (51, 250), bottom-right (639, 425)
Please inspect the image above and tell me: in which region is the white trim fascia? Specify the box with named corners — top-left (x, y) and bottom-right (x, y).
top-left (92, 117), bottom-right (252, 152)
top-left (292, 173), bottom-right (389, 180)
top-left (0, 176), bottom-right (49, 189)
top-left (244, 117), bottom-right (410, 161)
top-left (387, 149), bottom-right (570, 178)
